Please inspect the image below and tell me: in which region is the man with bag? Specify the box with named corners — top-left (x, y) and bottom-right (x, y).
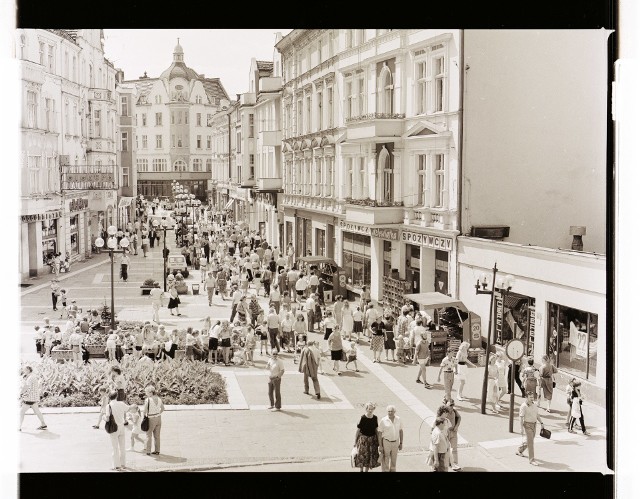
top-left (516, 392), bottom-right (546, 466)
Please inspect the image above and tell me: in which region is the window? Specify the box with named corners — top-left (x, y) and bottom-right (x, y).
top-left (327, 158), bottom-right (334, 197)
top-left (174, 160), bottom-right (187, 172)
top-left (135, 135), bottom-right (139, 149)
top-left (177, 111), bottom-right (182, 124)
top-left (342, 232), bottom-right (371, 288)
top-left (155, 95), bottom-right (162, 104)
top-left (120, 96), bottom-right (128, 116)
top-left (196, 113), bottom-right (201, 126)
top-left (121, 132), bottom-right (128, 152)
top-left (317, 89), bottom-right (323, 130)
top-left (72, 56), bottom-right (76, 82)
top-left (314, 159), bottom-right (322, 196)
top-left (64, 51), bottom-right (69, 79)
top-left (417, 154), bottom-right (427, 206)
top-left (249, 154), bottom-right (255, 179)
top-left (142, 135), bottom-right (148, 149)
top-left (89, 64), bottom-right (94, 87)
top-left (155, 135), bottom-right (162, 148)
top-left (318, 39), bottom-right (323, 64)
top-left (236, 131), bottom-right (241, 153)
top-left (171, 135), bottom-right (175, 148)
top-left (434, 55), bottom-right (445, 112)
top-left (383, 240), bottom-right (392, 276)
top-left (357, 29), bottom-right (366, 45)
top-left (296, 98), bottom-right (303, 134)
top-left (327, 87), bottom-right (334, 128)
top-left (64, 101), bottom-right (70, 132)
top-left (122, 166), bottom-right (129, 187)
top-left (380, 147), bottom-right (393, 203)
top-left (249, 114), bottom-right (254, 138)
top-left (378, 64), bottom-right (393, 114)
top-left (152, 159), bottom-right (161, 172)
top-left (39, 41), bottom-right (44, 65)
top-left (141, 113), bottom-right (147, 126)
top-left (177, 135), bottom-right (183, 148)
top-left (207, 114), bottom-right (213, 126)
top-left (345, 80), bottom-right (354, 119)
top-left (345, 29), bottom-right (354, 49)
top-left (206, 159), bottom-right (212, 172)
top-left (47, 44), bottom-right (54, 72)
top-left (433, 154), bottom-right (445, 208)
top-left (196, 95), bottom-right (202, 104)
top-left (548, 303), bottom-right (598, 382)
top-left (416, 59), bottom-right (427, 115)
top-left (155, 112), bottom-right (162, 126)
top-left (206, 136), bottom-right (211, 149)
top-left (184, 111), bottom-right (188, 124)
top-left (358, 74), bottom-right (366, 116)
top-left (197, 135), bottom-right (202, 149)
top-left (171, 112), bottom-right (175, 125)
top-left (72, 103), bottom-right (77, 134)
top-left (305, 95), bottom-right (311, 133)
top-left (193, 159), bottom-right (202, 172)
top-left (45, 99), bottom-right (55, 132)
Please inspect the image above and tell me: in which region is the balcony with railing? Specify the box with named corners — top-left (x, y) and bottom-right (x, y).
top-left (255, 177), bottom-right (283, 192)
top-left (282, 193), bottom-right (345, 214)
top-left (88, 88), bottom-right (113, 102)
top-left (404, 206), bottom-right (457, 230)
top-left (345, 112), bottom-right (406, 142)
top-left (344, 197), bottom-right (404, 225)
top-left (258, 77), bottom-right (282, 93)
top-left (61, 163), bottom-right (117, 190)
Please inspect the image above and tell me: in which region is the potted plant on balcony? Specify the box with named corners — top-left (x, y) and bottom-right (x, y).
top-left (140, 278), bottom-right (160, 295)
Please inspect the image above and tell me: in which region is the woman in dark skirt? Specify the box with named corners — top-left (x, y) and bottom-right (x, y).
top-left (167, 285), bottom-right (181, 316)
top-left (383, 317), bottom-right (396, 361)
top-left (328, 327), bottom-right (344, 375)
top-left (353, 401), bottom-right (380, 471)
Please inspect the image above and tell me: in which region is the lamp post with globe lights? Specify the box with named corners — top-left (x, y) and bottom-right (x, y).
top-left (94, 225), bottom-right (130, 332)
top-left (152, 218), bottom-right (170, 291)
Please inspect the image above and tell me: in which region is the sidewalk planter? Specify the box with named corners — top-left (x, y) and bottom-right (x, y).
top-left (85, 345), bottom-right (106, 358)
top-left (140, 285), bottom-right (160, 296)
top-left (191, 284), bottom-right (200, 295)
top-left (50, 349), bottom-right (74, 363)
top-left (175, 283), bottom-right (189, 295)
top-left (174, 349), bottom-right (185, 359)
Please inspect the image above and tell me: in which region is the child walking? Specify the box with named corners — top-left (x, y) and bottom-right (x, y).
top-left (126, 405), bottom-right (147, 451)
top-left (344, 341), bottom-right (360, 372)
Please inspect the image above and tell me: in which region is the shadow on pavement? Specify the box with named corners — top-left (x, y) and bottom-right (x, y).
top-left (551, 440), bottom-right (580, 446)
top-left (277, 411), bottom-right (310, 419)
top-left (459, 466), bottom-right (489, 472)
top-left (150, 454), bottom-right (188, 465)
top-left (535, 459), bottom-right (572, 471)
top-left (32, 430), bottom-right (61, 440)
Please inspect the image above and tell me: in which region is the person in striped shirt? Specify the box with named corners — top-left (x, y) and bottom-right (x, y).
top-left (19, 366), bottom-right (47, 431)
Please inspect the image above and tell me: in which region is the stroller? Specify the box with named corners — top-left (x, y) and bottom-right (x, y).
top-left (293, 332), bottom-right (308, 364)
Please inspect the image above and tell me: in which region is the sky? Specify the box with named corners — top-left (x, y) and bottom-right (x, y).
top-left (103, 29), bottom-right (291, 98)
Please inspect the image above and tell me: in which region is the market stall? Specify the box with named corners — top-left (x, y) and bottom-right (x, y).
top-left (404, 292), bottom-right (482, 362)
top-left (296, 256), bottom-right (346, 303)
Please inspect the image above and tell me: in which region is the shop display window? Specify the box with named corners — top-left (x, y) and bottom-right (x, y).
top-left (383, 240), bottom-right (392, 276)
top-left (547, 303), bottom-right (597, 382)
top-left (342, 232), bottom-right (371, 288)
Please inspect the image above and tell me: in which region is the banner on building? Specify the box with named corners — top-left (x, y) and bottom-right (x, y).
top-left (400, 230), bottom-right (453, 251)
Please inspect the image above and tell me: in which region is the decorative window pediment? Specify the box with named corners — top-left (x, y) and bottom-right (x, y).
top-left (403, 120), bottom-right (447, 139)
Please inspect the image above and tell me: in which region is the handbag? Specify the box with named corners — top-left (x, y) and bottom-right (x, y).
top-left (539, 426), bottom-right (551, 439)
top-left (141, 399), bottom-right (150, 432)
top-left (105, 405), bottom-right (118, 434)
top-left (350, 446), bottom-right (358, 468)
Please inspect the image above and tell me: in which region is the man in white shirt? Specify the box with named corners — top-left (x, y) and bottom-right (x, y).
top-left (229, 285), bottom-right (243, 323)
top-left (295, 274), bottom-right (308, 303)
top-left (305, 294), bottom-right (316, 333)
top-left (149, 286), bottom-right (163, 324)
top-left (308, 271), bottom-right (320, 295)
top-left (266, 351), bottom-right (285, 411)
top-left (287, 268), bottom-right (299, 299)
top-left (377, 405), bottom-right (404, 472)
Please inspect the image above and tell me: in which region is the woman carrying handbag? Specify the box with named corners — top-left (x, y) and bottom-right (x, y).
top-left (143, 384), bottom-right (165, 456)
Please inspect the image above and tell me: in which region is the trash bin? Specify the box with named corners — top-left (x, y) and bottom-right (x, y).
top-left (192, 283), bottom-right (200, 295)
top-left (323, 290), bottom-right (333, 303)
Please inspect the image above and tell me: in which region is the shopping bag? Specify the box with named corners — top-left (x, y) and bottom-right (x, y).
top-left (350, 446), bottom-right (358, 468)
top-left (539, 426), bottom-right (551, 439)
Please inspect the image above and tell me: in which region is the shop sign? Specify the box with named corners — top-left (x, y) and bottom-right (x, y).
top-left (495, 295), bottom-right (504, 345)
top-left (401, 230), bottom-right (453, 251)
top-left (574, 328), bottom-right (588, 358)
top-left (339, 220), bottom-right (371, 236)
top-left (370, 227), bottom-right (399, 241)
top-left (21, 211), bottom-right (62, 223)
top-left (527, 302), bottom-right (536, 356)
top-left (69, 198), bottom-right (89, 212)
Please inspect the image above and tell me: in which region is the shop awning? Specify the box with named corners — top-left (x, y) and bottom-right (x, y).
top-left (224, 199), bottom-right (235, 210)
top-left (404, 292), bottom-right (468, 312)
top-left (118, 197), bottom-right (134, 208)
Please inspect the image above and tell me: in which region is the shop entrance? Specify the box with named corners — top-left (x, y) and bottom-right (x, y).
top-left (405, 244), bottom-right (421, 293)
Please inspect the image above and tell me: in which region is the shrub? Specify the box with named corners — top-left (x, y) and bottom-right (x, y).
top-left (143, 278), bottom-right (156, 287)
top-left (26, 357), bottom-right (228, 407)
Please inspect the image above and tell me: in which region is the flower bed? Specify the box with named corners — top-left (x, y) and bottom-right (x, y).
top-left (24, 357), bottom-right (228, 407)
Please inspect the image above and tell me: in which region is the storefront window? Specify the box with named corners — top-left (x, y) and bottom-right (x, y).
top-left (70, 215), bottom-right (79, 254)
top-left (286, 221), bottom-right (293, 247)
top-left (548, 303), bottom-right (597, 382)
top-left (316, 228), bottom-right (325, 256)
top-left (42, 219), bottom-right (57, 263)
top-left (383, 240), bottom-right (392, 276)
top-left (304, 219), bottom-right (312, 256)
top-left (296, 218), bottom-right (304, 257)
top-left (342, 232), bottom-right (371, 288)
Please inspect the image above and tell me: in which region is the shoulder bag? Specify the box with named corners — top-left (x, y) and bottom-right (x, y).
top-left (105, 404), bottom-right (118, 434)
top-left (141, 398), bottom-right (150, 432)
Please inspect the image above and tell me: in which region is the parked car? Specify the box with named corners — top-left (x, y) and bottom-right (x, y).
top-left (166, 254), bottom-right (189, 278)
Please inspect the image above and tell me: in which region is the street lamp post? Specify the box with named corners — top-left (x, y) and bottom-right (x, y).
top-left (153, 219), bottom-right (170, 291)
top-left (474, 263), bottom-right (514, 415)
top-left (94, 225), bottom-right (130, 332)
